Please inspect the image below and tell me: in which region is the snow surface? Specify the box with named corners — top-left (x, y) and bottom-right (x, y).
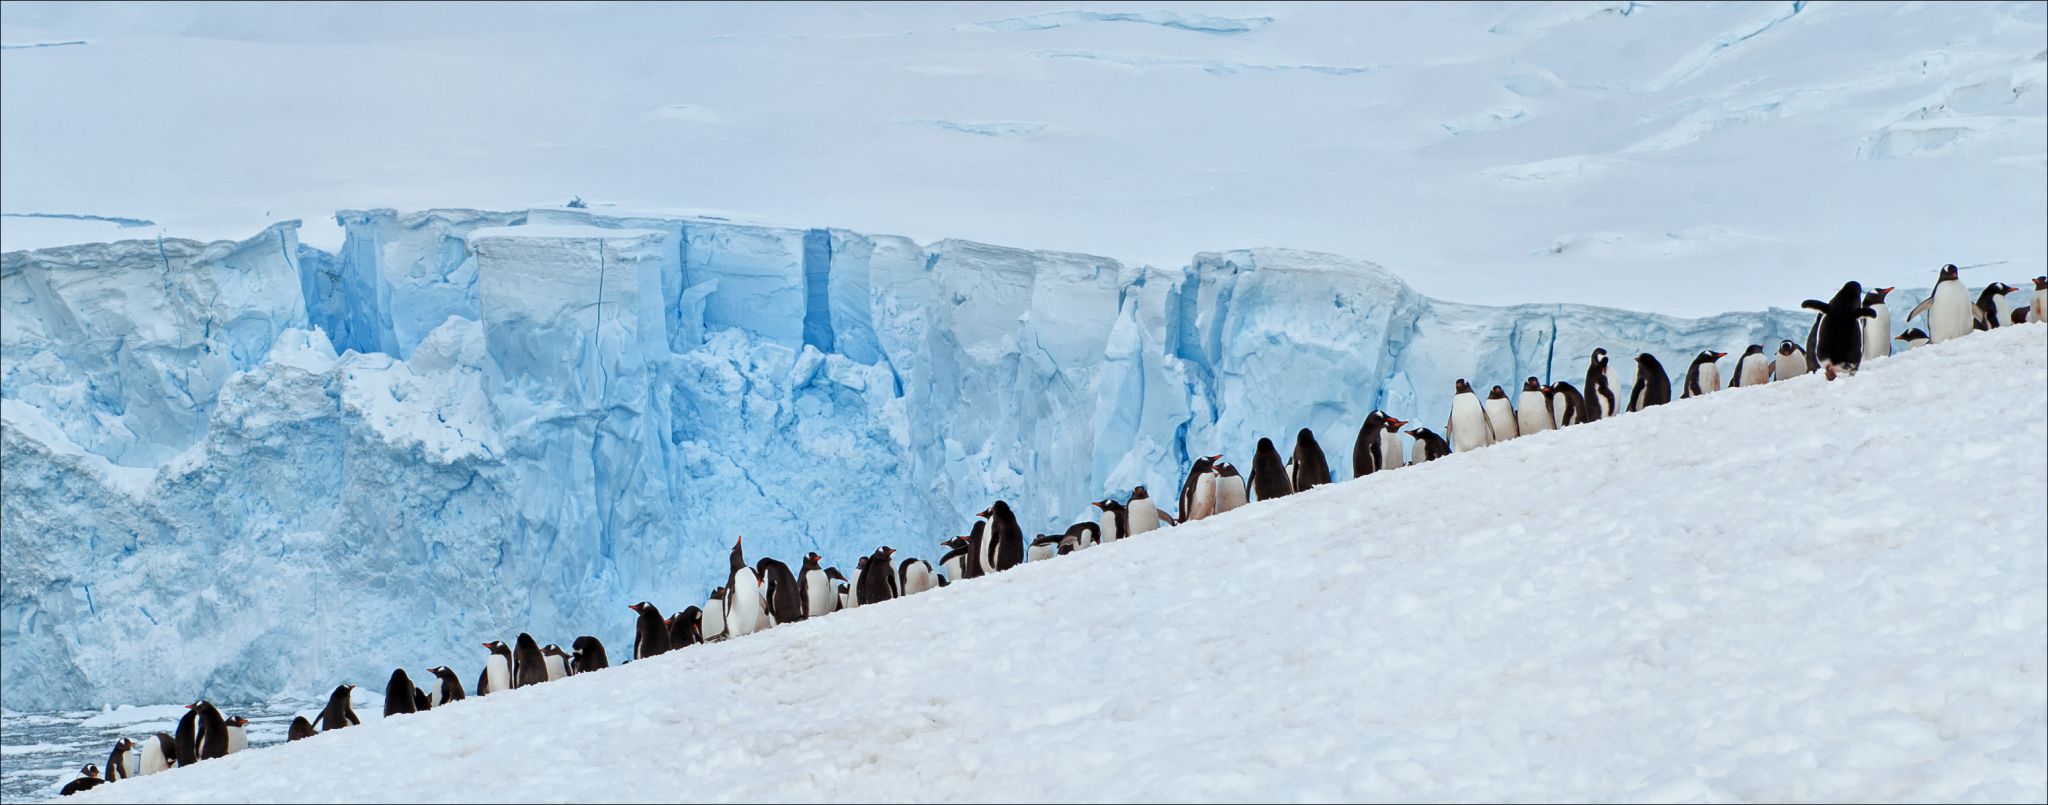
top-left (2, 2), bottom-right (2043, 313)
top-left (66, 324), bottom-right (2048, 803)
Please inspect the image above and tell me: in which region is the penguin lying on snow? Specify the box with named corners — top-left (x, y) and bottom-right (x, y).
top-left (58, 765), bottom-right (102, 796)
top-left (667, 608), bottom-right (703, 649)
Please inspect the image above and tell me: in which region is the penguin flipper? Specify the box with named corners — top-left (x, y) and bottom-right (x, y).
top-left (1799, 299), bottom-right (1827, 313)
top-left (1859, 307), bottom-right (1878, 318)
top-left (1907, 297), bottom-right (1934, 321)
top-left (1971, 305), bottom-right (1990, 326)
top-left (346, 710), bottom-right (360, 726)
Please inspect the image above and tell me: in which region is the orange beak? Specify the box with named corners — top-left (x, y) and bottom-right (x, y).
top-left (976, 508), bottom-right (990, 518)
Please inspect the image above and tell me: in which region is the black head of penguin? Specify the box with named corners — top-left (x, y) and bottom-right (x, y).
top-left (1863, 285), bottom-right (1895, 306)
top-left (571, 635), bottom-right (610, 673)
top-left (628, 602), bottom-right (671, 659)
top-left (1487, 385), bottom-right (1508, 400)
top-left (1131, 485), bottom-right (1151, 500)
top-left (1777, 340), bottom-right (1799, 357)
top-left (1454, 378), bottom-right (1475, 396)
top-left (1939, 263), bottom-right (1959, 281)
top-left (512, 633), bottom-right (547, 688)
top-left (1590, 348), bottom-right (1609, 369)
top-left (2034, 276), bottom-right (2048, 291)
top-left (800, 552), bottom-right (822, 573)
top-left (1523, 377), bottom-right (1542, 393)
top-left (384, 668), bottom-right (418, 716)
top-left (728, 536), bottom-right (747, 573)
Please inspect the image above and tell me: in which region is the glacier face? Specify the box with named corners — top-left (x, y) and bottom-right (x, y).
top-left (0, 208), bottom-right (1838, 710)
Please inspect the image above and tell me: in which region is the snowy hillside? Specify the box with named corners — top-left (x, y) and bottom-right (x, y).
top-left (71, 324), bottom-right (2048, 804)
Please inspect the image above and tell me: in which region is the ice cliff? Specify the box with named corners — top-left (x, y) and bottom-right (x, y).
top-left (2, 208), bottom-right (1829, 710)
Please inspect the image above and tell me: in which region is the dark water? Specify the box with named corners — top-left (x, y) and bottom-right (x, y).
top-left (0, 699), bottom-right (315, 802)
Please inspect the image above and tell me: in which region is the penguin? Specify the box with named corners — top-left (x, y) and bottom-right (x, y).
top-left (1516, 378), bottom-right (1553, 435)
top-left (703, 587), bottom-right (731, 636)
top-left (1447, 379), bottom-right (1494, 452)
top-left (723, 537), bottom-right (772, 638)
top-left (1178, 456), bottom-right (1215, 523)
top-left (1583, 349), bottom-right (1619, 422)
top-left (512, 633), bottom-right (547, 688)
top-left (1027, 533), bottom-right (1062, 562)
top-left (2015, 308), bottom-right (2031, 325)
top-left (1905, 264), bottom-right (1982, 342)
top-left (799, 552), bottom-right (835, 618)
top-left (1289, 428), bottom-right (1332, 492)
top-left (1894, 328), bottom-right (1930, 349)
top-left (938, 538), bottom-right (971, 583)
top-left (58, 766), bottom-right (103, 796)
top-left (1804, 311), bottom-right (1822, 374)
top-left (2031, 276), bottom-right (2047, 323)
top-left (1771, 340), bottom-right (1811, 381)
top-left (1188, 462), bottom-right (1219, 522)
top-left (173, 703), bottom-right (202, 765)
top-left (1248, 438), bottom-right (1293, 500)
top-left (284, 718), bottom-right (316, 743)
top-left (629, 602), bottom-right (672, 659)
top-left (981, 501), bottom-right (1025, 572)
top-left (836, 582), bottom-right (852, 611)
top-left (413, 687), bottom-right (432, 712)
top-left (758, 556), bottom-right (805, 625)
top-left (317, 685), bottom-right (359, 732)
top-left (191, 701), bottom-right (228, 760)
top-left (1212, 461), bottom-right (1248, 515)
top-left (1377, 414), bottom-right (1408, 469)
top-left (1681, 352), bottom-right (1726, 398)
top-left (1129, 485), bottom-right (1171, 532)
top-left (1728, 345), bottom-right (1770, 387)
top-left (1861, 286), bottom-right (1895, 361)
top-left (526, 644), bottom-right (562, 680)
top-left (103, 738), bottom-right (133, 782)
top-left (1406, 427), bottom-right (1450, 462)
top-left (1064, 521), bottom-right (1101, 553)
top-left (1802, 281), bottom-right (1878, 379)
top-left (427, 666), bottom-right (465, 704)
top-left (223, 716), bottom-right (248, 755)
top-left (477, 640), bottom-right (514, 694)
top-left (1628, 353), bottom-right (1671, 411)
top-left (1973, 282), bottom-right (2021, 330)
top-left (960, 521), bottom-right (988, 580)
top-left (899, 557), bottom-right (939, 594)
top-left (1353, 411), bottom-right (1388, 477)
top-left (384, 668), bottom-right (419, 716)
top-left (1483, 385), bottom-right (1519, 442)
top-left (858, 546), bottom-right (899, 603)
top-left (670, 608), bottom-right (704, 649)
top-left (570, 636), bottom-right (610, 673)
top-left (139, 732), bottom-right (176, 772)
top-left (1092, 498), bottom-right (1127, 543)
top-left (1546, 382), bottom-right (1583, 427)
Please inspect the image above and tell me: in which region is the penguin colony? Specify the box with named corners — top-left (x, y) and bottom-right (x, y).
top-left (59, 266), bottom-right (2043, 796)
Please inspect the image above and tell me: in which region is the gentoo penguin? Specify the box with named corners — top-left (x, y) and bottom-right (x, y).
top-left (193, 701), bottom-right (228, 760)
top-left (139, 732), bottom-right (177, 772)
top-left (2031, 276), bottom-right (2047, 323)
top-left (670, 608), bottom-right (705, 649)
top-left (982, 501), bottom-right (1025, 572)
top-left (58, 766), bottom-right (103, 796)
top-left (1027, 533), bottom-right (1062, 562)
top-left (1064, 521), bottom-right (1101, 553)
top-left (1771, 340), bottom-right (1811, 381)
top-left (757, 556), bottom-right (804, 625)
top-left (1894, 328), bottom-right (1930, 349)
top-left (1407, 428), bottom-right (1450, 462)
top-left (1583, 349), bottom-right (1619, 422)
top-left (1546, 382), bottom-right (1583, 427)
top-left (1681, 352), bottom-right (1726, 398)
top-left (570, 636), bottom-right (610, 673)
top-left (960, 521), bottom-right (988, 579)
top-left (899, 557), bottom-right (939, 593)
top-left (1727, 345), bottom-right (1770, 387)
top-left (858, 547), bottom-right (899, 603)
top-left (479, 640), bottom-right (513, 694)
top-left (427, 666), bottom-right (465, 705)
top-left (629, 602), bottom-right (672, 659)
top-left (284, 718), bottom-right (316, 743)
top-left (1353, 411), bottom-right (1388, 477)
top-left (1377, 414), bottom-right (1408, 469)
top-left (384, 668), bottom-right (419, 716)
top-left (541, 644), bottom-right (572, 680)
top-left (1093, 499), bottom-right (1128, 543)
top-left (1129, 485), bottom-right (1171, 532)
top-left (1483, 385), bottom-right (1520, 442)
top-left (512, 633), bottom-right (548, 688)
top-left (836, 582), bottom-right (853, 610)
top-left (1804, 311), bottom-right (1822, 374)
top-left (223, 716), bottom-right (248, 755)
top-left (1178, 456), bottom-right (1215, 523)
top-left (103, 738), bottom-right (133, 782)
top-left (1248, 438), bottom-right (1293, 500)
top-left (723, 537), bottom-right (772, 638)
top-left (1289, 428), bottom-right (1333, 492)
top-left (799, 553), bottom-right (835, 618)
top-left (1447, 379), bottom-right (1494, 452)
top-left (702, 588), bottom-right (729, 638)
top-left (1802, 281), bottom-right (1878, 379)
top-left (173, 704), bottom-right (202, 765)
top-left (938, 538), bottom-right (971, 583)
top-left (1861, 286), bottom-right (1895, 361)
top-left (1628, 353), bottom-right (1671, 411)
top-left (1973, 282), bottom-right (2021, 330)
top-left (1516, 378), bottom-right (1553, 435)
top-left (1212, 461), bottom-right (1248, 515)
top-left (413, 688), bottom-right (431, 712)
top-left (317, 685), bottom-right (359, 732)
top-left (1905, 264), bottom-right (1981, 342)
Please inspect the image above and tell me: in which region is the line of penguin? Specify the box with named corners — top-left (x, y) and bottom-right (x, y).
top-left (54, 267), bottom-right (2045, 797)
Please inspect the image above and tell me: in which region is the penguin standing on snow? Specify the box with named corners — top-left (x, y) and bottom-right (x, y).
top-left (1353, 411), bottom-right (1388, 477)
top-left (1061, 522), bottom-right (1100, 553)
top-left (959, 521), bottom-right (988, 579)
top-left (571, 636), bottom-right (610, 673)
top-left (1483, 385), bottom-right (1519, 442)
top-left (1546, 382), bottom-right (1583, 427)
top-left (384, 668), bottom-right (419, 716)
top-left (284, 718), bottom-right (316, 743)
top-left (512, 633), bottom-right (548, 688)
top-left (1248, 438), bottom-right (1293, 500)
top-left (317, 685), bottom-right (359, 732)
top-left (1027, 533), bottom-right (1062, 562)
top-left (629, 602), bottom-right (672, 660)
top-left (173, 704), bottom-right (203, 766)
top-left (723, 537), bottom-right (772, 638)
top-left (427, 666), bottom-right (465, 704)
top-left (1971, 282), bottom-right (2020, 330)
top-left (1906, 264), bottom-right (1981, 343)
top-left (938, 537), bottom-right (971, 582)
top-left (1178, 456), bottom-right (1215, 522)
top-left (1516, 378), bottom-right (1553, 435)
top-left (1092, 499), bottom-right (1127, 543)
top-left (1377, 414), bottom-right (1408, 468)
top-left (981, 502), bottom-right (1026, 572)
top-left (1627, 353), bottom-right (1671, 411)
top-left (1583, 349), bottom-right (1619, 422)
top-left (1128, 485), bottom-right (1171, 533)
top-left (103, 738), bottom-right (133, 782)
top-left (479, 640), bottom-right (514, 694)
top-left (223, 716), bottom-right (248, 755)
top-left (1212, 461), bottom-right (1249, 515)
top-left (2030, 276), bottom-right (2047, 323)
top-left (1727, 345), bottom-right (1770, 387)
top-left (176, 700), bottom-right (227, 761)
top-left (703, 587), bottom-right (730, 635)
top-left (1681, 351), bottom-right (1726, 398)
top-left (1407, 428), bottom-right (1450, 462)
top-left (1861, 286), bottom-right (1896, 361)
top-left (667, 608), bottom-right (703, 649)
top-left (758, 556), bottom-right (804, 625)
top-left (1802, 280), bottom-right (1878, 379)
top-left (1447, 379), bottom-right (1494, 452)
top-left (799, 553), bottom-right (835, 618)
top-left (1289, 428), bottom-right (1332, 492)
top-left (1771, 340), bottom-right (1811, 381)
top-left (858, 547), bottom-right (900, 603)
top-left (541, 644), bottom-right (573, 680)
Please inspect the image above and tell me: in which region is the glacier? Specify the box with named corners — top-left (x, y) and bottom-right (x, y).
top-left (3, 206), bottom-right (1864, 710)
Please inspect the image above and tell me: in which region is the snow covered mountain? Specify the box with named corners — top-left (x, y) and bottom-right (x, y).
top-left (70, 324), bottom-right (2048, 804)
top-left (0, 207), bottom-right (1848, 711)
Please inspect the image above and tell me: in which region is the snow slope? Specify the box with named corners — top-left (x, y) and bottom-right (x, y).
top-left (70, 324), bottom-right (2048, 804)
